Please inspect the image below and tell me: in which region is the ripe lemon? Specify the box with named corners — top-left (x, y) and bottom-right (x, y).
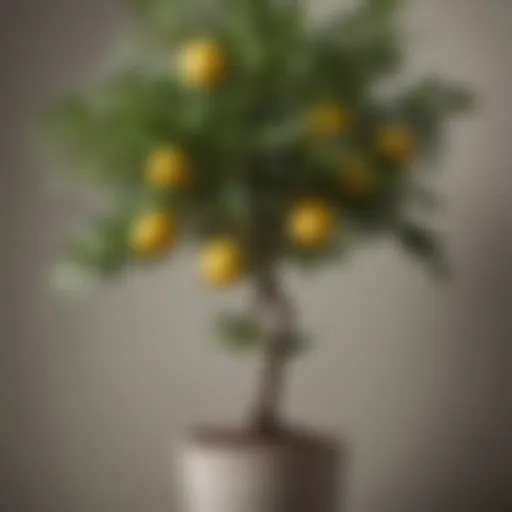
top-left (146, 146), bottom-right (191, 189)
top-left (341, 154), bottom-right (375, 197)
top-left (309, 103), bottom-right (351, 138)
top-left (288, 200), bottom-right (335, 247)
top-left (179, 39), bottom-right (228, 88)
top-left (129, 211), bottom-right (176, 257)
top-left (377, 125), bottom-right (416, 165)
top-left (200, 237), bottom-right (244, 287)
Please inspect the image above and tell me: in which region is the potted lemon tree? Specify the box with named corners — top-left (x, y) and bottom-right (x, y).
top-left (43, 1), bottom-right (473, 511)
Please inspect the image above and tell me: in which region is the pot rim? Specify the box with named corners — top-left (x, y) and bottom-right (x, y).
top-left (177, 425), bottom-right (342, 454)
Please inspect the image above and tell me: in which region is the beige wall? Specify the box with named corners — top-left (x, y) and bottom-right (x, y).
top-left (1, 0), bottom-right (511, 511)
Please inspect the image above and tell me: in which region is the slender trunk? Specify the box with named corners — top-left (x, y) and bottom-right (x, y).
top-left (250, 264), bottom-right (294, 435)
top-left (247, 174), bottom-right (295, 435)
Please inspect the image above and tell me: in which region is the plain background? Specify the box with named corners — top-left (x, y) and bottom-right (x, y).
top-left (1, 0), bottom-right (511, 511)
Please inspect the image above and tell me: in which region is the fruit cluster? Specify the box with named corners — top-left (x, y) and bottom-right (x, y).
top-left (128, 40), bottom-right (417, 287)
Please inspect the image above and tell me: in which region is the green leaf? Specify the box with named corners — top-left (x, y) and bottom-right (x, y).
top-left (41, 70), bottom-right (185, 187)
top-left (126, 0), bottom-right (196, 43)
top-left (365, 0), bottom-right (405, 17)
top-left (404, 79), bottom-right (476, 116)
top-left (254, 115), bottom-right (305, 151)
top-left (215, 311), bottom-right (262, 353)
top-left (219, 182), bottom-right (251, 226)
top-left (65, 214), bottom-right (130, 278)
top-left (400, 78), bottom-right (475, 158)
top-left (49, 261), bottom-right (95, 295)
top-left (323, 5), bottom-right (403, 90)
top-left (215, 310), bottom-right (311, 357)
top-left (399, 223), bottom-right (434, 251)
top-left (443, 86), bottom-right (476, 114)
top-left (397, 222), bottom-right (448, 277)
top-left (42, 96), bottom-right (91, 139)
top-left (289, 239), bottom-right (347, 273)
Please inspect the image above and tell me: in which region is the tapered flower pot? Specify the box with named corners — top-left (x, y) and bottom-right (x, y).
top-left (178, 428), bottom-right (342, 512)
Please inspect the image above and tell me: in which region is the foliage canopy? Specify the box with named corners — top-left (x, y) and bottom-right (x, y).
top-left (43, 0), bottom-right (473, 348)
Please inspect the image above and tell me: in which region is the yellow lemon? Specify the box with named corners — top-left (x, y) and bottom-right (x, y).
top-left (288, 200), bottom-right (335, 247)
top-left (146, 146), bottom-right (191, 189)
top-left (309, 103), bottom-right (351, 138)
top-left (341, 154), bottom-right (375, 197)
top-left (200, 237), bottom-right (244, 287)
top-left (179, 39), bottom-right (228, 88)
top-left (377, 125), bottom-right (416, 165)
top-left (129, 211), bottom-right (176, 257)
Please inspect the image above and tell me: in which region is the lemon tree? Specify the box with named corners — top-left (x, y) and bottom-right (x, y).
top-left (42, 0), bottom-right (473, 434)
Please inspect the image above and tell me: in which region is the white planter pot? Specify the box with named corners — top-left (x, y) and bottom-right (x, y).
top-left (178, 430), bottom-right (342, 512)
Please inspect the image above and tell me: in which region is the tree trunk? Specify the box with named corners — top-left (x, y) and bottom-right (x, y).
top-left (247, 177), bottom-right (295, 436)
top-left (250, 264), bottom-right (295, 435)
